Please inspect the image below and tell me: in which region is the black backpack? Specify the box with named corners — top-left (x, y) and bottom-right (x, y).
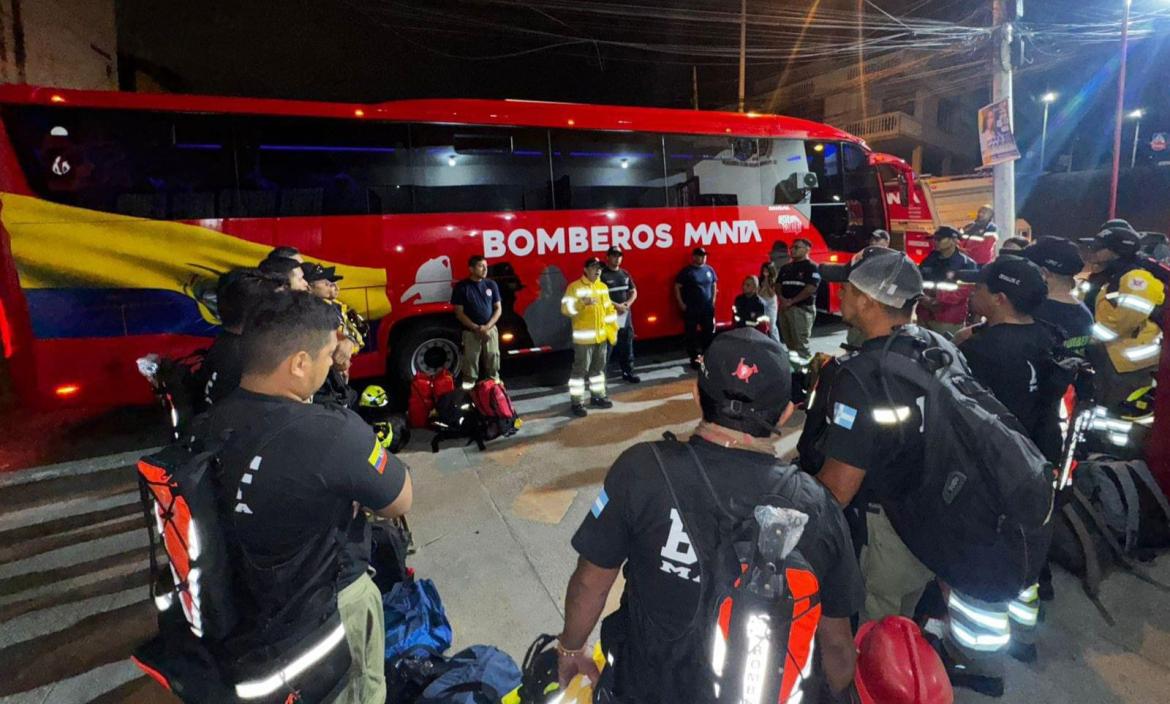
top-left (1049, 457), bottom-right (1170, 623)
top-left (601, 437), bottom-right (824, 704)
top-left (138, 351), bottom-right (207, 437)
top-left (431, 390), bottom-right (489, 452)
top-left (874, 327), bottom-right (1057, 602)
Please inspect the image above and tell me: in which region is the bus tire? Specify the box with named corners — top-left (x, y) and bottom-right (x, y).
top-left (391, 320), bottom-right (463, 385)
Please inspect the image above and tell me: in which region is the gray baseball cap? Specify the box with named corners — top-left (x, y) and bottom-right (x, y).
top-left (821, 246), bottom-right (924, 307)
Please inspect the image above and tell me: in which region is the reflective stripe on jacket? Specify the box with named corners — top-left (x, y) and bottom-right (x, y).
top-left (561, 277), bottom-right (618, 346)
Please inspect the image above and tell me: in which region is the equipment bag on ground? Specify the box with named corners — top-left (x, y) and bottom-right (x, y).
top-left (874, 327), bottom-right (1057, 602)
top-left (384, 577), bottom-right (454, 663)
top-left (470, 379), bottom-right (521, 441)
top-left (1049, 457), bottom-right (1170, 620)
top-left (409, 370), bottom-right (456, 428)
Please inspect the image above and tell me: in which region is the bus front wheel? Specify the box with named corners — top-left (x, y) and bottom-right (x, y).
top-left (391, 321), bottom-right (463, 384)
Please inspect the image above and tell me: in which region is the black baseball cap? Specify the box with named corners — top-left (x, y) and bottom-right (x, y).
top-left (1021, 237), bottom-right (1083, 276)
top-left (821, 246), bottom-right (924, 308)
top-left (870, 229), bottom-right (891, 243)
top-left (959, 255), bottom-right (1048, 314)
top-left (1079, 225), bottom-right (1141, 257)
top-left (606, 246), bottom-right (623, 256)
top-left (932, 226), bottom-right (962, 242)
top-left (300, 262), bottom-right (344, 283)
top-left (584, 256), bottom-right (604, 270)
top-left (699, 328), bottom-right (791, 437)
top-left (692, 247), bottom-right (708, 256)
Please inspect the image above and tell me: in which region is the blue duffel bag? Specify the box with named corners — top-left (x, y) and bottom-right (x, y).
top-left (384, 578), bottom-right (453, 661)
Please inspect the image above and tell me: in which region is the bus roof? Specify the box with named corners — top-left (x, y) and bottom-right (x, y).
top-left (0, 84), bottom-right (862, 143)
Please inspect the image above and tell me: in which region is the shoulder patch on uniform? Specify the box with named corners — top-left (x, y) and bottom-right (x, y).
top-left (1127, 274), bottom-right (1148, 292)
top-left (591, 488), bottom-right (609, 518)
top-left (832, 402), bottom-right (858, 430)
top-left (368, 439), bottom-right (388, 474)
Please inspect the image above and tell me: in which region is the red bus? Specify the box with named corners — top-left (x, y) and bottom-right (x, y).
top-left (0, 85), bottom-right (938, 408)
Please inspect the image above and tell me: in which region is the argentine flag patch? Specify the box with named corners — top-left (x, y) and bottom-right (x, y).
top-left (591, 489), bottom-right (609, 518)
top-left (833, 402), bottom-right (858, 430)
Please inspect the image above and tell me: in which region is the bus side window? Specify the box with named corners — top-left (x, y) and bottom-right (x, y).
top-left (759, 138), bottom-right (814, 208)
top-left (550, 131), bottom-right (667, 210)
top-left (664, 135), bottom-right (762, 207)
top-left (2, 106), bottom-right (235, 219)
top-left (236, 117), bottom-right (413, 217)
top-left (842, 142), bottom-right (885, 250)
top-left (412, 125), bottom-right (552, 214)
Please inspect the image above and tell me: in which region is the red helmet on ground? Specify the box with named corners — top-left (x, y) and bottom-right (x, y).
top-left (854, 617), bottom-right (953, 704)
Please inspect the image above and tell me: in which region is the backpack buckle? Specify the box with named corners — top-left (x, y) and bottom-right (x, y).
top-left (728, 400), bottom-right (743, 415)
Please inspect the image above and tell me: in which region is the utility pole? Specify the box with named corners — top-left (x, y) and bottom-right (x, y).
top-left (992, 0), bottom-right (1016, 239)
top-left (738, 0), bottom-right (747, 112)
top-left (1109, 0), bottom-right (1131, 218)
top-left (693, 65), bottom-right (700, 110)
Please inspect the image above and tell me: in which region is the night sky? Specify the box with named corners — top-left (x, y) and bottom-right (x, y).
top-left (118, 1), bottom-right (1170, 170)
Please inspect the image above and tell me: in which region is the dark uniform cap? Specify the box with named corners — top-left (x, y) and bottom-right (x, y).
top-left (584, 257), bottom-right (604, 270)
top-left (932, 226), bottom-right (962, 242)
top-left (957, 255), bottom-right (1048, 313)
top-left (1021, 237), bottom-right (1084, 276)
top-left (821, 246), bottom-right (924, 308)
top-left (692, 247), bottom-right (709, 256)
top-left (606, 246), bottom-right (623, 256)
top-left (1079, 226), bottom-right (1141, 257)
top-left (699, 328), bottom-right (792, 435)
top-left (301, 262), bottom-right (344, 283)
top-left (870, 229), bottom-right (891, 243)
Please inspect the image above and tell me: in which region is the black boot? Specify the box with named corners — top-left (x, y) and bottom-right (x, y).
top-left (571, 403), bottom-right (588, 417)
top-left (590, 396), bottom-right (614, 409)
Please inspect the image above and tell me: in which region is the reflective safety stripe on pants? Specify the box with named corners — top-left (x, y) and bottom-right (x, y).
top-left (944, 590), bottom-right (1009, 678)
top-left (589, 373), bottom-right (606, 397)
top-left (1008, 583), bottom-right (1040, 645)
top-left (568, 377), bottom-right (586, 401)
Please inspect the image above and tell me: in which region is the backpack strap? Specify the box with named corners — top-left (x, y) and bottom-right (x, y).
top-left (1061, 499), bottom-right (1113, 626)
top-left (1126, 460), bottom-right (1170, 526)
top-left (1073, 487), bottom-right (1170, 595)
top-left (1101, 463), bottom-right (1142, 553)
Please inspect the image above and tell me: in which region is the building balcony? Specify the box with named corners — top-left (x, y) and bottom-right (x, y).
top-left (838, 111), bottom-right (970, 161)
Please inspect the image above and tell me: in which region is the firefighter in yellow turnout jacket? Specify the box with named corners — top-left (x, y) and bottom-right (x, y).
top-left (562, 258), bottom-right (619, 417)
top-left (1083, 225), bottom-right (1166, 408)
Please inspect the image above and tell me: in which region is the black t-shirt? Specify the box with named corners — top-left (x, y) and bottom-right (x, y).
top-left (1034, 299), bottom-right (1094, 352)
top-left (196, 331), bottom-right (244, 408)
top-left (208, 390), bottom-right (408, 633)
top-left (777, 259), bottom-right (821, 307)
top-left (600, 267), bottom-right (637, 305)
top-left (918, 250), bottom-right (977, 282)
top-left (451, 278), bottom-right (502, 326)
top-left (805, 336), bottom-right (928, 504)
top-left (572, 437), bottom-right (863, 702)
top-left (960, 322), bottom-right (1064, 461)
top-left (675, 265), bottom-right (718, 314)
top-left (732, 293), bottom-right (767, 327)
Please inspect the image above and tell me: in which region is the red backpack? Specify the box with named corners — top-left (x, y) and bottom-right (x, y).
top-left (408, 370), bottom-right (458, 428)
top-left (408, 372), bottom-right (436, 428)
top-left (471, 379), bottom-right (521, 440)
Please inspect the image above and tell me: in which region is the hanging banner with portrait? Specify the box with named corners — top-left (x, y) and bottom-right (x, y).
top-left (978, 99), bottom-right (1021, 168)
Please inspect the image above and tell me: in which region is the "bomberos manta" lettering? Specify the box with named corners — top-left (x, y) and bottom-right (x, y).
top-left (482, 219), bottom-right (764, 258)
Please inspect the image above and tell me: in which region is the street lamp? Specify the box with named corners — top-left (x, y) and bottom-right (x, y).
top-left (1040, 92), bottom-right (1057, 169)
top-left (1129, 108), bottom-right (1145, 168)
